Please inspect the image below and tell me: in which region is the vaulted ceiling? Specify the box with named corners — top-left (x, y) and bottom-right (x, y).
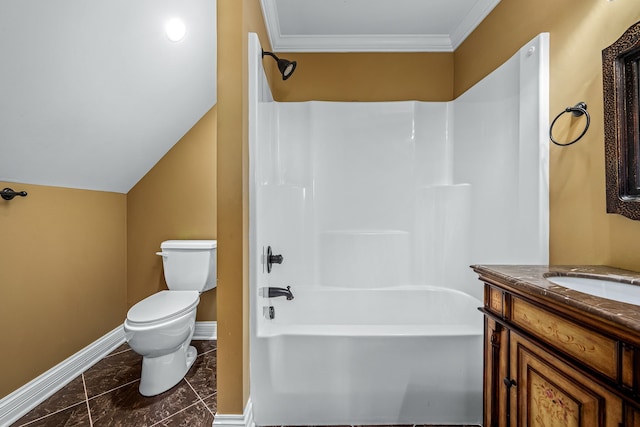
top-left (0, 0), bottom-right (498, 194)
top-left (0, 0), bottom-right (216, 194)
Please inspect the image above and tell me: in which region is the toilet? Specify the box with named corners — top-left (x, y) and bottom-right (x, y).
top-left (124, 240), bottom-right (217, 396)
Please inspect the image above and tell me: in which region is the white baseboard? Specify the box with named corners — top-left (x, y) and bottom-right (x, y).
top-left (244, 398), bottom-right (255, 427)
top-left (194, 321), bottom-right (217, 340)
top-left (213, 397), bottom-right (254, 427)
top-left (212, 413), bottom-right (246, 427)
top-left (0, 321), bottom-right (217, 426)
top-left (0, 325), bottom-right (125, 427)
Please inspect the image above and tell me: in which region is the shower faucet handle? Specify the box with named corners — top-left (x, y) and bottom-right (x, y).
top-left (269, 254), bottom-right (283, 264)
top-left (266, 246), bottom-right (283, 273)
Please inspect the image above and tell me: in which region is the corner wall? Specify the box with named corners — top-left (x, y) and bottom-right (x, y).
top-left (217, 0), bottom-right (275, 414)
top-left (127, 106), bottom-right (218, 320)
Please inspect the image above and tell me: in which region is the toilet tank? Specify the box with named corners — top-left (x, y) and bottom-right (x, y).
top-left (158, 240), bottom-right (217, 292)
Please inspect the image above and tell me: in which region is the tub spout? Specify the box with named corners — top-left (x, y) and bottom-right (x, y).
top-left (260, 286), bottom-right (294, 300)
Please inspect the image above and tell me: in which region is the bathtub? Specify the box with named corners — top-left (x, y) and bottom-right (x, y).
top-left (251, 286), bottom-right (484, 426)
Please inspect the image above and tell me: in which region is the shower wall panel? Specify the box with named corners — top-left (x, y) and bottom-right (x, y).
top-left (413, 102), bottom-right (453, 186)
top-left (274, 101), bottom-right (453, 288)
top-left (311, 102), bottom-right (417, 233)
top-left (415, 184), bottom-right (471, 293)
top-left (453, 33), bottom-right (549, 268)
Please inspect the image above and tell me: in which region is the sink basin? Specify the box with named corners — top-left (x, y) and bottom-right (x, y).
top-left (546, 275), bottom-right (640, 306)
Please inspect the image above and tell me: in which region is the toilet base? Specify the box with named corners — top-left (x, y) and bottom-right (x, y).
top-left (139, 344), bottom-right (197, 396)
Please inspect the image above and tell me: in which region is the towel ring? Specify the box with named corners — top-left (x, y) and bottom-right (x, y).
top-left (549, 102), bottom-right (590, 146)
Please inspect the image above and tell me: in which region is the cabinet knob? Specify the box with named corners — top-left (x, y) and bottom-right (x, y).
top-left (503, 377), bottom-right (517, 388)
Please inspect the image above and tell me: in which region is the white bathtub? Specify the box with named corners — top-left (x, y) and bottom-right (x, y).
top-left (251, 286), bottom-right (484, 425)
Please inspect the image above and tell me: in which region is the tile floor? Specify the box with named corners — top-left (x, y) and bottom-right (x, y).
top-left (11, 340), bottom-right (217, 427)
top-left (10, 339), bottom-right (478, 427)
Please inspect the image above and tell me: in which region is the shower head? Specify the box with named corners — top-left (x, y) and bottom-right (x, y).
top-left (262, 49), bottom-right (297, 80)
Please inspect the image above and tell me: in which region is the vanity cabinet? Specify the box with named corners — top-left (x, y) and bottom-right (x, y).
top-left (478, 269), bottom-right (640, 427)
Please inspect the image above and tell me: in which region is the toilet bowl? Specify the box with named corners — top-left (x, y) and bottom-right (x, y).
top-left (124, 240), bottom-right (216, 396)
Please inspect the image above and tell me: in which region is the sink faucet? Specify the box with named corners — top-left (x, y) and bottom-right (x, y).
top-left (260, 286), bottom-right (294, 300)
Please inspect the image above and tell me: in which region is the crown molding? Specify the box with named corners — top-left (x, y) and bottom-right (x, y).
top-left (260, 0), bottom-right (500, 53)
top-left (270, 34), bottom-right (455, 53)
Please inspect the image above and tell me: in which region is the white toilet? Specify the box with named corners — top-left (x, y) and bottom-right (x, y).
top-left (124, 240), bottom-right (217, 396)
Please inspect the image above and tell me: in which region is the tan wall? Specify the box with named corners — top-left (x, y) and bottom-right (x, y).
top-left (272, 52), bottom-right (453, 102)
top-left (127, 106), bottom-right (217, 319)
top-left (216, 0), bottom-right (275, 414)
top-left (455, 1), bottom-right (640, 268)
top-left (0, 182), bottom-right (126, 398)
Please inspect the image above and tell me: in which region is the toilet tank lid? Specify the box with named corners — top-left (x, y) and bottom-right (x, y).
top-left (161, 240), bottom-right (217, 249)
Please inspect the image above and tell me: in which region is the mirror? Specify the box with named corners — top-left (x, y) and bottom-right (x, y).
top-left (603, 21), bottom-right (640, 220)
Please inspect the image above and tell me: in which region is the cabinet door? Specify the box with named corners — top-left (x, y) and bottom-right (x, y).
top-left (509, 332), bottom-right (622, 427)
top-left (484, 316), bottom-right (509, 427)
top-left (625, 406), bottom-right (640, 427)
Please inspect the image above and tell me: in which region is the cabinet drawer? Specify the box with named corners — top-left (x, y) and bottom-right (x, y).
top-left (510, 297), bottom-right (618, 380)
top-left (485, 285), bottom-right (504, 317)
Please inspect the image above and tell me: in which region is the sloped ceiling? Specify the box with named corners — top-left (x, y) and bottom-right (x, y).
top-left (0, 0), bottom-right (216, 194)
top-left (261, 0), bottom-right (500, 52)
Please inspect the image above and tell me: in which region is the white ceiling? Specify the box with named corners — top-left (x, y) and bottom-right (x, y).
top-left (261, 0), bottom-right (501, 52)
top-left (0, 0), bottom-right (498, 195)
top-left (0, 0), bottom-right (216, 194)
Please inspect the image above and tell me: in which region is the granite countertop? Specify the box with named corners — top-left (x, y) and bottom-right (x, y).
top-left (471, 264), bottom-right (640, 333)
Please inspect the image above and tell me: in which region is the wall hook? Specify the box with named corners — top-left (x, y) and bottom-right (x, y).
top-left (1, 188), bottom-right (28, 200)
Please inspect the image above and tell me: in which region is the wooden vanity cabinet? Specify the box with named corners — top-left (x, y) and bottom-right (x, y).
top-left (482, 282), bottom-right (640, 427)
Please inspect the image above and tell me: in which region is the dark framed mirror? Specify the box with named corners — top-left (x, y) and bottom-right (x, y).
top-left (603, 21), bottom-right (640, 220)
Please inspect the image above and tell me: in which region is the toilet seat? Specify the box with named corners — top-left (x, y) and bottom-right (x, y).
top-left (126, 290), bottom-right (199, 326)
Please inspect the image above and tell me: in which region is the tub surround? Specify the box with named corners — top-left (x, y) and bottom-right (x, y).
top-left (248, 29), bottom-right (548, 425)
top-left (474, 264), bottom-right (640, 427)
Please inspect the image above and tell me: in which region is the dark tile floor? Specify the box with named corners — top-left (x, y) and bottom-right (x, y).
top-left (11, 340), bottom-right (217, 427)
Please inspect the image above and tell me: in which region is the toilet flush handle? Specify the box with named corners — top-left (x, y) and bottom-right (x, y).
top-left (156, 252), bottom-right (169, 258)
